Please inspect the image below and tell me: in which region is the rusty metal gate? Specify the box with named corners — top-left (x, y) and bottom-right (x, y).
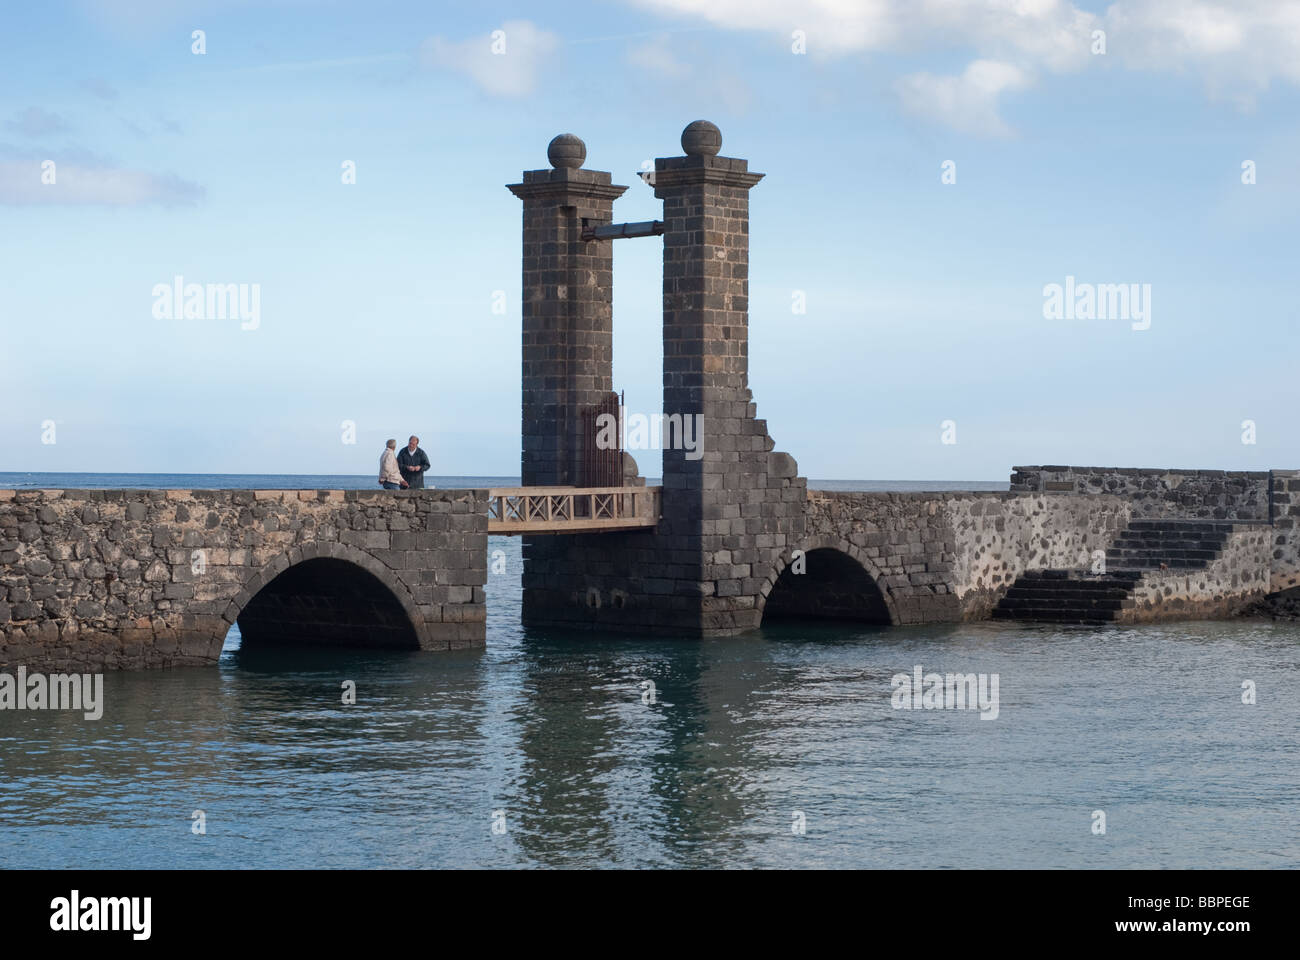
top-left (582, 391), bottom-right (623, 488)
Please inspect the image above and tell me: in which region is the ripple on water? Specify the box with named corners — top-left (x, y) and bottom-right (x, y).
top-left (1, 565), bottom-right (1297, 868)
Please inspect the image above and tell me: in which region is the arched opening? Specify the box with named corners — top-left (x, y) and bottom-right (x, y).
top-left (762, 548), bottom-right (893, 625)
top-left (235, 558), bottom-right (420, 650)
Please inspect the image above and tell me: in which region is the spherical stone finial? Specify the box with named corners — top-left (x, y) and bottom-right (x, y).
top-left (547, 133), bottom-right (586, 169)
top-left (681, 120), bottom-right (722, 157)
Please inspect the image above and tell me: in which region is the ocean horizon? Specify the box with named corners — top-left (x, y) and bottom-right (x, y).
top-left (0, 472), bottom-right (1011, 493)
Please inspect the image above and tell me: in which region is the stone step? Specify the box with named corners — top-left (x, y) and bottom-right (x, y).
top-left (1126, 520), bottom-right (1237, 534)
top-left (991, 608), bottom-right (1116, 624)
top-left (1004, 586), bottom-right (1133, 601)
top-left (1106, 547), bottom-right (1219, 561)
top-left (1021, 568), bottom-right (1141, 582)
top-left (1021, 569), bottom-right (1142, 584)
top-left (1104, 557), bottom-right (1211, 570)
top-left (999, 595), bottom-right (1131, 611)
top-left (992, 566), bottom-right (1140, 624)
top-left (1109, 538), bottom-right (1227, 551)
top-left (1005, 581), bottom-right (1134, 596)
top-left (1119, 536), bottom-right (1225, 547)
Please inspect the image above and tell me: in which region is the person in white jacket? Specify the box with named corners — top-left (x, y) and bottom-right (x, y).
top-left (378, 439), bottom-right (407, 490)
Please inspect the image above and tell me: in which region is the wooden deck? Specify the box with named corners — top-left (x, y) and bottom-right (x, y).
top-left (486, 486), bottom-right (661, 535)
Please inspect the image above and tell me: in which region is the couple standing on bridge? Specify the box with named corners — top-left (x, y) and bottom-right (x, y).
top-left (378, 436), bottom-right (432, 490)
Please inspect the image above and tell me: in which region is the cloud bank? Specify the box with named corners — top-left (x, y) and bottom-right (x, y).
top-left (627, 0), bottom-right (1300, 133)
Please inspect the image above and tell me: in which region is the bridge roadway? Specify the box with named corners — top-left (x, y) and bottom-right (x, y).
top-left (486, 486), bottom-right (660, 535)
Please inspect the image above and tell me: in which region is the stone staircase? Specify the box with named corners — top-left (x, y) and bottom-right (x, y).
top-left (991, 569), bottom-right (1143, 624)
top-left (1104, 519), bottom-right (1235, 571)
top-left (992, 519), bottom-right (1236, 625)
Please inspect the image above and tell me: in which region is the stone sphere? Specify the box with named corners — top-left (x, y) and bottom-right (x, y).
top-left (547, 133), bottom-right (586, 169)
top-left (681, 120), bottom-right (722, 157)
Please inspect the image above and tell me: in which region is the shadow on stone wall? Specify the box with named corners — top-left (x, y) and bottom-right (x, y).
top-left (237, 558), bottom-right (420, 650)
top-left (762, 548), bottom-right (892, 625)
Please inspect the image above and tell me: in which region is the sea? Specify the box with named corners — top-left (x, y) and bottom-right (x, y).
top-left (1, 473), bottom-right (1296, 868)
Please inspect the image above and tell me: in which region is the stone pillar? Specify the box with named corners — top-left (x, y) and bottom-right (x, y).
top-left (653, 121), bottom-right (806, 633)
top-left (507, 134), bottom-right (627, 486)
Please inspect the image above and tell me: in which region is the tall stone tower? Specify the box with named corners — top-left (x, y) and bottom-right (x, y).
top-left (652, 121), bottom-right (807, 633)
top-left (507, 122), bottom-right (806, 636)
top-left (507, 135), bottom-right (627, 486)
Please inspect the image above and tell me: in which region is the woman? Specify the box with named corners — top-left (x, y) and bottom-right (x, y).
top-left (378, 439), bottom-right (408, 490)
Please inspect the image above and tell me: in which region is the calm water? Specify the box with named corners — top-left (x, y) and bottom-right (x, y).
top-left (1, 475), bottom-right (1296, 868)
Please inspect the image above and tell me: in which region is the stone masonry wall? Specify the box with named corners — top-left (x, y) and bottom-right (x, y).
top-left (1011, 465), bottom-right (1300, 596)
top-left (1010, 466), bottom-right (1270, 520)
top-left (1120, 524), bottom-right (1272, 622)
top-left (508, 146), bottom-right (627, 488)
top-left (0, 488), bottom-right (487, 671)
top-left (1270, 470), bottom-right (1300, 592)
top-left (798, 491), bottom-right (1133, 623)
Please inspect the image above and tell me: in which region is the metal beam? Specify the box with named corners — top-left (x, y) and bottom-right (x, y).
top-left (581, 220), bottom-right (665, 242)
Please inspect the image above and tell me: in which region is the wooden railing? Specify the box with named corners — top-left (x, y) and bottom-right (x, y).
top-left (486, 486), bottom-right (661, 535)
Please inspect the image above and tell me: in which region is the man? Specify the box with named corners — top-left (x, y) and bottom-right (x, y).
top-left (378, 439), bottom-right (407, 490)
top-left (397, 435), bottom-right (432, 489)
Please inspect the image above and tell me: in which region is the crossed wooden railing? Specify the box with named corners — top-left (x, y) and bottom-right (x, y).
top-left (486, 486), bottom-right (661, 535)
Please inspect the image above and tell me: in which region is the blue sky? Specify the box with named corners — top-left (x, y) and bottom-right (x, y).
top-left (1, 0), bottom-right (1297, 479)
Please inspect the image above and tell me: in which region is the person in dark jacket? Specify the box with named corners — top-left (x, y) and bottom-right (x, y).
top-left (397, 435), bottom-right (432, 489)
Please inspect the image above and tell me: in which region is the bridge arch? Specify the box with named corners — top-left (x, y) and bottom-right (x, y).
top-left (757, 537), bottom-right (900, 627)
top-left (221, 543), bottom-right (428, 651)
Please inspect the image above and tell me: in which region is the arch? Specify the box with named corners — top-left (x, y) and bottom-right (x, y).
top-left (221, 542), bottom-right (429, 650)
top-left (757, 537), bottom-right (900, 627)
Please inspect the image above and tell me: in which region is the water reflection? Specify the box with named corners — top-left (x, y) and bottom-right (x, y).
top-left (1, 546), bottom-right (1297, 868)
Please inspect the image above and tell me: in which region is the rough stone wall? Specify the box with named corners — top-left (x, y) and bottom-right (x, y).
top-left (1270, 470), bottom-right (1300, 592)
top-left (942, 493), bottom-right (1133, 618)
top-left (798, 492), bottom-right (1133, 623)
top-left (1010, 466), bottom-right (1270, 520)
top-left (1120, 524), bottom-right (1272, 622)
top-left (508, 166), bottom-right (626, 487)
top-left (0, 488), bottom-right (487, 671)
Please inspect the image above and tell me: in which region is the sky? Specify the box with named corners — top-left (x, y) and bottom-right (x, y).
top-left (1, 0), bottom-right (1297, 480)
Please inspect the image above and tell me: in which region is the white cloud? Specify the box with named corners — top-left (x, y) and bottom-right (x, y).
top-left (628, 0), bottom-right (1099, 65)
top-left (896, 59), bottom-right (1031, 137)
top-left (1106, 0), bottom-right (1300, 107)
top-left (625, 0), bottom-right (1300, 129)
top-left (420, 20), bottom-right (559, 97)
top-left (0, 147), bottom-right (204, 207)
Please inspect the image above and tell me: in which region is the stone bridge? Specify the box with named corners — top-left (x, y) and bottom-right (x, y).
top-left (0, 488), bottom-right (486, 670)
top-left (4, 120), bottom-right (1297, 671)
